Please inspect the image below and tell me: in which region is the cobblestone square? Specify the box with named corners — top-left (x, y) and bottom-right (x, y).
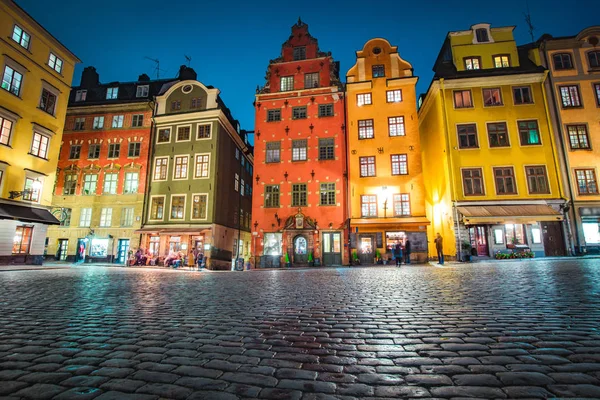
top-left (1, 260), bottom-right (600, 399)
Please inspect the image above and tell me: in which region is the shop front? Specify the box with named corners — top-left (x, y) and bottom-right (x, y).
top-left (578, 207), bottom-right (600, 254)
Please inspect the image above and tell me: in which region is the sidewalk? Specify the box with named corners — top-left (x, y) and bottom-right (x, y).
top-left (431, 254), bottom-right (600, 268)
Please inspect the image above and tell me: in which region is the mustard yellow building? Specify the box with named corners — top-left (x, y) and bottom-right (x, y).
top-left (346, 38), bottom-right (429, 264)
top-left (536, 26), bottom-right (600, 254)
top-left (0, 0), bottom-right (79, 264)
top-left (419, 24), bottom-right (568, 261)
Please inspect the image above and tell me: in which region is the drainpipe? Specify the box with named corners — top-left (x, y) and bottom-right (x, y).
top-left (342, 85), bottom-right (352, 266)
top-left (236, 142), bottom-right (248, 270)
top-left (139, 99), bottom-right (156, 252)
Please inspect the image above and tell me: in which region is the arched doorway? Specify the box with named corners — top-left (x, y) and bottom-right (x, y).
top-left (293, 235), bottom-right (308, 264)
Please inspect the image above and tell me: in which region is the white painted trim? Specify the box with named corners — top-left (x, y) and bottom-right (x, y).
top-left (156, 127), bottom-right (172, 144)
top-left (491, 165), bottom-right (520, 197)
top-left (168, 193), bottom-right (187, 222)
top-left (152, 156), bottom-right (169, 182)
top-left (175, 124), bottom-right (192, 143)
top-left (190, 193), bottom-right (209, 221)
top-left (148, 195), bottom-right (166, 222)
top-left (172, 154), bottom-right (190, 181)
top-left (193, 153), bottom-right (211, 180)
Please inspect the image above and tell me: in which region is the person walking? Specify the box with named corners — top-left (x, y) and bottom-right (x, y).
top-left (404, 238), bottom-right (411, 264)
top-left (394, 243), bottom-right (403, 267)
top-left (435, 233), bottom-right (444, 265)
top-left (188, 249), bottom-right (196, 270)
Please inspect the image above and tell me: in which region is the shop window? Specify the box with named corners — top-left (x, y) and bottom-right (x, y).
top-left (583, 222), bottom-right (600, 245)
top-left (505, 224), bottom-right (526, 245)
top-left (169, 236), bottom-right (182, 253)
top-left (531, 226), bottom-right (542, 244)
top-left (386, 231), bottom-right (406, 252)
top-left (493, 228), bottom-right (504, 244)
top-left (263, 233), bottom-right (282, 256)
top-left (148, 236), bottom-right (160, 256)
top-left (12, 226), bottom-right (33, 254)
top-left (90, 238), bottom-right (109, 257)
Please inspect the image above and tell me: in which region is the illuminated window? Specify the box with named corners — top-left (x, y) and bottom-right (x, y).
top-left (63, 174), bottom-right (77, 195)
top-left (567, 125), bottom-right (590, 149)
top-left (280, 76), bottom-right (294, 91)
top-left (391, 154), bottom-right (408, 175)
top-left (266, 142), bottom-right (280, 163)
top-left (292, 139), bottom-right (307, 161)
top-left (462, 168), bottom-right (484, 195)
top-left (493, 55), bottom-right (510, 68)
top-left (487, 122), bottom-right (510, 147)
top-left (359, 156), bottom-right (376, 177)
top-left (559, 85), bottom-right (581, 108)
top-left (12, 25), bottom-right (31, 49)
top-left (106, 87), bottom-right (118, 99)
top-left (83, 174), bottom-right (97, 195)
top-left (1, 66), bottom-right (23, 96)
top-left (92, 116), bottom-right (104, 129)
top-left (357, 93), bottom-right (372, 106)
top-left (100, 208), bottom-right (112, 227)
top-left (192, 194), bottom-right (208, 219)
top-left (136, 85), bottom-right (149, 97)
top-left (30, 132), bottom-right (50, 159)
top-left (0, 117), bottom-right (13, 146)
top-left (103, 173), bottom-right (118, 194)
top-left (263, 233), bottom-right (282, 256)
top-left (153, 157), bottom-right (168, 181)
top-left (194, 154), bottom-right (210, 178)
top-left (386, 90), bottom-right (402, 103)
top-left (388, 116), bottom-right (405, 137)
top-left (23, 178), bottom-right (41, 202)
top-left (453, 90), bottom-right (473, 108)
top-left (12, 226), bottom-right (33, 254)
top-left (150, 197), bottom-right (164, 220)
top-left (525, 165), bottom-right (550, 194)
top-left (393, 194), bottom-right (410, 216)
top-left (112, 115), bottom-right (124, 128)
top-left (576, 169), bottom-right (598, 195)
top-left (170, 195), bottom-right (185, 219)
top-left (518, 120), bottom-right (541, 146)
top-left (79, 208), bottom-right (92, 227)
top-left (48, 53), bottom-right (63, 73)
top-left (361, 195), bottom-right (377, 217)
top-left (358, 119), bottom-right (374, 139)
top-left (505, 224), bottom-right (526, 245)
top-left (483, 88), bottom-right (503, 106)
top-left (124, 172), bottom-right (138, 194)
top-left (464, 57), bottom-right (481, 70)
top-left (173, 156), bottom-right (188, 179)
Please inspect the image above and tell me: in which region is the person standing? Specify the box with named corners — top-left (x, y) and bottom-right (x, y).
top-left (404, 238), bottom-right (411, 264)
top-left (394, 243), bottom-right (403, 267)
top-left (435, 233), bottom-right (444, 265)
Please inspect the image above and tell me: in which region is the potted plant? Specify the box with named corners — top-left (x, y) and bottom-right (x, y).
top-left (284, 253), bottom-right (291, 268)
top-left (461, 241), bottom-right (472, 262)
top-left (308, 251), bottom-right (314, 267)
top-left (375, 249), bottom-right (382, 264)
top-left (352, 250), bottom-right (360, 265)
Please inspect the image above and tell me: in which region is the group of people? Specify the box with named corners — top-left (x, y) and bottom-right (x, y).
top-left (391, 238), bottom-right (412, 267)
top-left (129, 248), bottom-right (206, 270)
top-left (129, 248), bottom-right (158, 266)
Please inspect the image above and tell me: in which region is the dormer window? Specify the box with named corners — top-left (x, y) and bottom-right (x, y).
top-left (293, 46), bottom-right (306, 61)
top-left (464, 57), bottom-right (481, 70)
top-left (106, 87), bottom-right (118, 99)
top-left (476, 28), bottom-right (489, 43)
top-left (372, 65), bottom-right (385, 78)
top-left (136, 85), bottom-right (149, 97)
top-left (493, 55), bottom-right (511, 68)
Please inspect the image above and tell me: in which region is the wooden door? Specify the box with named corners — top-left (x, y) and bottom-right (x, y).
top-left (542, 221), bottom-right (565, 256)
top-left (293, 235), bottom-right (308, 264)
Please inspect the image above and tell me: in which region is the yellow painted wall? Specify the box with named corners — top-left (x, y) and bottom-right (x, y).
top-left (451, 27), bottom-right (520, 71)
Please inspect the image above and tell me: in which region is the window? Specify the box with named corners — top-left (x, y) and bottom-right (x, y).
top-left (292, 139), bottom-right (307, 161)
top-left (153, 157), bottom-right (168, 180)
top-left (128, 142), bottom-right (141, 157)
top-left (494, 167), bottom-right (517, 195)
top-left (391, 154), bottom-right (408, 175)
top-left (567, 125), bottom-right (590, 150)
top-left (69, 145), bottom-right (81, 159)
top-left (121, 208), bottom-right (134, 227)
top-left (559, 85), bottom-right (581, 108)
top-left (462, 168), bottom-right (485, 196)
top-left (493, 55), bottom-right (510, 68)
top-left (12, 226), bottom-right (33, 254)
top-left (464, 57), bottom-right (481, 70)
top-left (318, 104), bottom-right (334, 117)
top-left (0, 117), bottom-right (11, 145)
top-left (171, 100), bottom-right (181, 110)
top-left (59, 209), bottom-right (72, 227)
top-left (475, 28), bottom-right (489, 43)
top-left (386, 90), bottom-right (402, 103)
top-left (88, 144), bottom-right (100, 159)
top-left (292, 106), bottom-right (307, 120)
top-left (517, 120), bottom-right (541, 146)
top-left (157, 128), bottom-right (170, 143)
top-left (358, 119), bottom-right (374, 139)
top-left (263, 233), bottom-right (283, 255)
top-left (265, 185), bottom-right (280, 207)
top-left (513, 86), bottom-right (533, 105)
top-left (30, 132), bottom-right (49, 159)
top-left (132, 114), bottom-right (143, 127)
top-left (23, 178), bottom-right (41, 202)
top-left (357, 93), bottom-right (372, 106)
top-left (292, 184), bottom-right (307, 206)
top-left (360, 156), bottom-right (376, 177)
top-left (595, 83), bottom-right (600, 106)
top-left (192, 194), bottom-right (208, 219)
top-left (487, 122), bottom-right (510, 147)
top-left (92, 116), bottom-right (104, 129)
top-left (48, 53), bottom-right (63, 73)
top-left (150, 197), bottom-right (164, 220)
top-left (457, 124), bottom-right (479, 149)
top-left (235, 173), bottom-right (239, 192)
top-left (304, 72), bottom-right (319, 89)
top-left (100, 208), bottom-right (112, 227)
top-left (136, 85), bottom-right (149, 97)
top-left (388, 116), bottom-right (405, 137)
top-left (106, 87), bottom-right (118, 99)
top-left (361, 195), bottom-right (377, 217)
top-left (483, 88), bottom-right (503, 106)
top-left (280, 76), bottom-right (294, 91)
top-left (174, 155), bottom-right (188, 179)
top-left (318, 138), bottom-right (334, 160)
top-left (39, 89), bottom-right (57, 115)
top-left (124, 172), bottom-right (138, 194)
top-left (1, 66), bottom-right (23, 96)
top-left (191, 97), bottom-right (202, 109)
top-left (293, 46), bottom-right (306, 61)
top-left (112, 115), bottom-right (124, 128)
top-left (267, 109), bottom-right (281, 122)
top-left (171, 196), bottom-right (185, 219)
top-left (107, 143), bottom-right (120, 158)
top-left (241, 179), bottom-right (245, 195)
top-left (453, 90), bottom-right (473, 108)
top-left (75, 90), bottom-right (87, 102)
top-left (526, 166), bottom-right (550, 194)
top-left (372, 65), bottom-right (385, 78)
top-left (74, 117), bottom-right (85, 130)
top-left (266, 142), bottom-right (280, 163)
top-left (194, 154), bottom-right (210, 178)
top-left (63, 174), bottom-right (77, 195)
top-left (11, 25), bottom-right (31, 49)
top-left (83, 174), bottom-right (97, 195)
top-left (576, 169), bottom-right (598, 195)
top-left (235, 148), bottom-right (240, 159)
top-left (177, 126), bottom-right (191, 141)
top-left (197, 124), bottom-right (211, 139)
top-left (505, 224), bottom-right (527, 245)
top-left (79, 208), bottom-right (92, 227)
top-left (320, 183), bottom-right (336, 205)
top-left (103, 173), bottom-right (118, 194)
top-left (553, 53), bottom-right (573, 70)
top-left (588, 51), bottom-right (600, 68)
top-left (393, 194), bottom-right (411, 216)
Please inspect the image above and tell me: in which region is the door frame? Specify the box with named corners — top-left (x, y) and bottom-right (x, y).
top-left (322, 231), bottom-right (342, 266)
top-left (117, 239), bottom-right (130, 264)
top-left (292, 234), bottom-right (308, 264)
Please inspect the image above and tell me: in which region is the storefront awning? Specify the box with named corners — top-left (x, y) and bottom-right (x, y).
top-left (0, 202), bottom-right (59, 225)
top-left (134, 226), bottom-right (211, 235)
top-left (458, 204), bottom-right (563, 225)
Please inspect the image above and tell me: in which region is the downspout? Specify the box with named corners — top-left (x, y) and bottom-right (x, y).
top-left (139, 99), bottom-right (156, 252)
top-left (342, 85), bottom-right (351, 266)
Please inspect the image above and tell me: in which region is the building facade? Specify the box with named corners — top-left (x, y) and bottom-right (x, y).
top-left (419, 24), bottom-right (568, 261)
top-left (0, 0), bottom-right (79, 264)
top-left (346, 38), bottom-right (430, 264)
top-left (138, 68), bottom-right (253, 270)
top-left (252, 19), bottom-right (348, 267)
top-left (46, 67), bottom-right (173, 263)
top-left (536, 26), bottom-right (600, 254)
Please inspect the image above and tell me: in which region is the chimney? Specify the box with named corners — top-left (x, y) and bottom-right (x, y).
top-left (178, 65), bottom-right (197, 81)
top-left (138, 73), bottom-right (150, 82)
top-left (80, 66), bottom-right (100, 88)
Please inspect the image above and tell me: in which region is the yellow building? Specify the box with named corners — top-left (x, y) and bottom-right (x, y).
top-left (346, 38), bottom-right (429, 264)
top-left (536, 26), bottom-right (600, 254)
top-left (419, 24), bottom-right (567, 261)
top-left (0, 0), bottom-right (79, 264)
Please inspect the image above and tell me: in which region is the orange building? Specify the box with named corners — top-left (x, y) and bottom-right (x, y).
top-left (252, 19), bottom-right (348, 267)
top-left (346, 39), bottom-right (429, 263)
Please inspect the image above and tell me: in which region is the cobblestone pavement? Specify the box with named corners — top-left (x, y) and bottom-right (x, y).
top-left (1, 260), bottom-right (600, 399)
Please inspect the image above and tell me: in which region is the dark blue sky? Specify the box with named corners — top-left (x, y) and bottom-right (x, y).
top-left (20, 0), bottom-right (595, 133)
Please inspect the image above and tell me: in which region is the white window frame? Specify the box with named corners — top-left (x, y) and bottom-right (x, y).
top-left (173, 154), bottom-right (189, 180)
top-left (136, 85), bottom-right (149, 97)
top-left (100, 208), bottom-right (112, 227)
top-left (123, 171), bottom-right (139, 194)
top-left (175, 124), bottom-right (192, 143)
top-left (23, 176), bottom-right (42, 202)
top-left (103, 172), bottom-right (118, 194)
top-left (2, 62), bottom-right (24, 97)
top-left (153, 157), bottom-right (169, 181)
top-left (48, 53), bottom-right (63, 74)
top-left (106, 87), bottom-right (118, 99)
top-left (357, 93), bottom-right (372, 106)
top-left (75, 90), bottom-right (87, 102)
top-left (148, 195), bottom-right (166, 221)
top-left (30, 131), bottom-right (50, 159)
top-left (112, 115), bottom-right (124, 128)
top-left (156, 127), bottom-right (171, 144)
top-left (190, 193), bottom-right (209, 221)
top-left (79, 208), bottom-right (92, 227)
top-left (39, 86), bottom-right (58, 116)
top-left (11, 25), bottom-right (31, 49)
top-left (121, 207), bottom-right (134, 227)
top-left (92, 116), bottom-right (104, 129)
top-left (169, 194), bottom-right (186, 221)
top-left (280, 75), bottom-right (294, 91)
top-left (82, 173), bottom-right (98, 195)
top-left (194, 153), bottom-right (210, 179)
top-left (0, 109), bottom-right (16, 147)
top-left (386, 90), bottom-right (402, 103)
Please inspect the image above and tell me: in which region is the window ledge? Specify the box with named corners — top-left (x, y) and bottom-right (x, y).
top-left (1, 87), bottom-right (23, 99)
top-left (0, 143), bottom-right (13, 149)
top-left (27, 153), bottom-right (49, 161)
top-left (37, 107), bottom-right (56, 118)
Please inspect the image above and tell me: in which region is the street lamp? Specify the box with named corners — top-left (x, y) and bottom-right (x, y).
top-left (9, 179), bottom-right (42, 200)
top-left (381, 186), bottom-right (388, 218)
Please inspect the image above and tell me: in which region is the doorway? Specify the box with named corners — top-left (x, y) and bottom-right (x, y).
top-left (117, 239), bottom-right (130, 264)
top-left (322, 232), bottom-right (342, 266)
top-left (469, 226), bottom-right (489, 256)
top-left (57, 239), bottom-right (68, 261)
top-left (76, 239), bottom-right (87, 262)
top-left (542, 221), bottom-right (565, 256)
top-left (359, 235), bottom-right (374, 264)
top-left (293, 235), bottom-right (308, 264)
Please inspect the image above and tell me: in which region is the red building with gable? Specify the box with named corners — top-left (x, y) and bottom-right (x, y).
top-left (252, 19), bottom-right (348, 267)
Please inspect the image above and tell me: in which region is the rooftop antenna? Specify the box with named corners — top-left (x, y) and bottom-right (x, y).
top-left (144, 56), bottom-right (163, 79)
top-left (184, 55), bottom-right (192, 67)
top-left (524, 1), bottom-right (535, 42)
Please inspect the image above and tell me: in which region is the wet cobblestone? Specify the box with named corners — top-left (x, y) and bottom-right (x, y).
top-left (1, 260), bottom-right (600, 398)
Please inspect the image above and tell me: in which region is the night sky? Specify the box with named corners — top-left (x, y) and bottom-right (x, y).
top-left (19, 0), bottom-right (595, 137)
